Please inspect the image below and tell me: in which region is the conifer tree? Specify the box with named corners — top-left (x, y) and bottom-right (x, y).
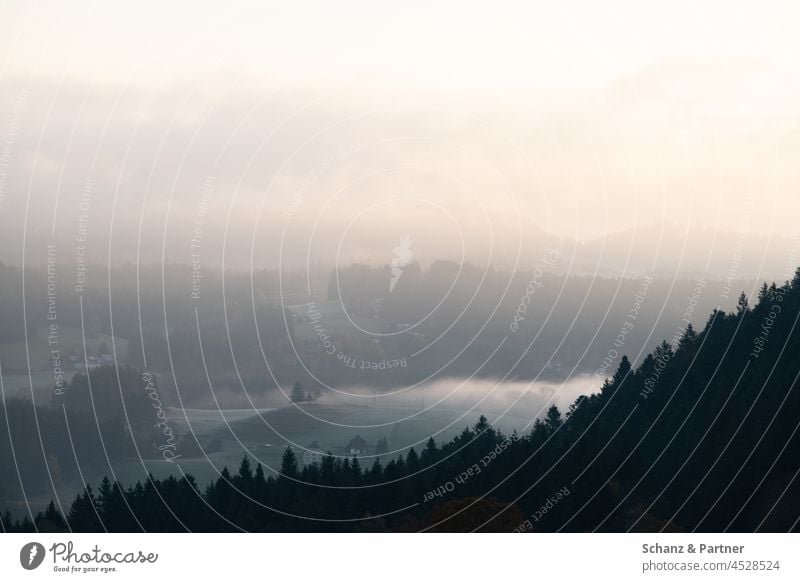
top-left (737, 292), bottom-right (750, 315)
top-left (280, 447), bottom-right (298, 478)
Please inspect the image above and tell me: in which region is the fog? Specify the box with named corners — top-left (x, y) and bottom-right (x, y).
top-left (197, 376), bottom-right (599, 424)
top-left (1, 1), bottom-right (799, 276)
top-left (2, 2), bottom-right (800, 534)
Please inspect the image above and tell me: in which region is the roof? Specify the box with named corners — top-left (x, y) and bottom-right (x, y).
top-left (347, 435), bottom-right (367, 449)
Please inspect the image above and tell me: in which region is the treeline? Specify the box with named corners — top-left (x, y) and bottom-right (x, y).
top-left (4, 271), bottom-right (800, 532)
top-left (0, 262), bottom-right (300, 384)
top-left (0, 367), bottom-right (185, 503)
top-left (329, 261), bottom-right (747, 382)
top-left (0, 259), bottom-right (756, 400)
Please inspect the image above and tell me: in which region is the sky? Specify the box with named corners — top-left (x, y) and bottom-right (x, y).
top-left (1, 0), bottom-right (799, 271)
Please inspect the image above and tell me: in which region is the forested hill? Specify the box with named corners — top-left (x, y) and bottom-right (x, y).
top-left (5, 271), bottom-right (800, 533)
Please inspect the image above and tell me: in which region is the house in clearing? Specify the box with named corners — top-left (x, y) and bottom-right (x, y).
top-left (346, 435), bottom-right (368, 457)
top-left (303, 440), bottom-right (324, 465)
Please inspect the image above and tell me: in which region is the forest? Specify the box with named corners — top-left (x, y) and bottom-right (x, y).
top-left (3, 270), bottom-right (799, 532)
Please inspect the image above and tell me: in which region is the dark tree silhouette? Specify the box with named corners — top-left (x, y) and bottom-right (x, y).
top-left (290, 382), bottom-right (306, 403)
top-left (4, 275), bottom-right (800, 532)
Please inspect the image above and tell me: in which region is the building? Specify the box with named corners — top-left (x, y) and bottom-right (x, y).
top-left (346, 435), bottom-right (368, 457)
top-left (303, 440), bottom-right (324, 466)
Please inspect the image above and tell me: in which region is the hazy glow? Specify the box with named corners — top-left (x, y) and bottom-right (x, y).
top-left (1, 0), bottom-right (798, 269)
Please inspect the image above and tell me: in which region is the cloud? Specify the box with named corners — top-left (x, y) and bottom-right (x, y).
top-left (0, 52), bottom-right (798, 272)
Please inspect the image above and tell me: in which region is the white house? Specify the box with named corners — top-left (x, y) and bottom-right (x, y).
top-left (346, 435), bottom-right (368, 457)
top-left (303, 441), bottom-right (324, 465)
